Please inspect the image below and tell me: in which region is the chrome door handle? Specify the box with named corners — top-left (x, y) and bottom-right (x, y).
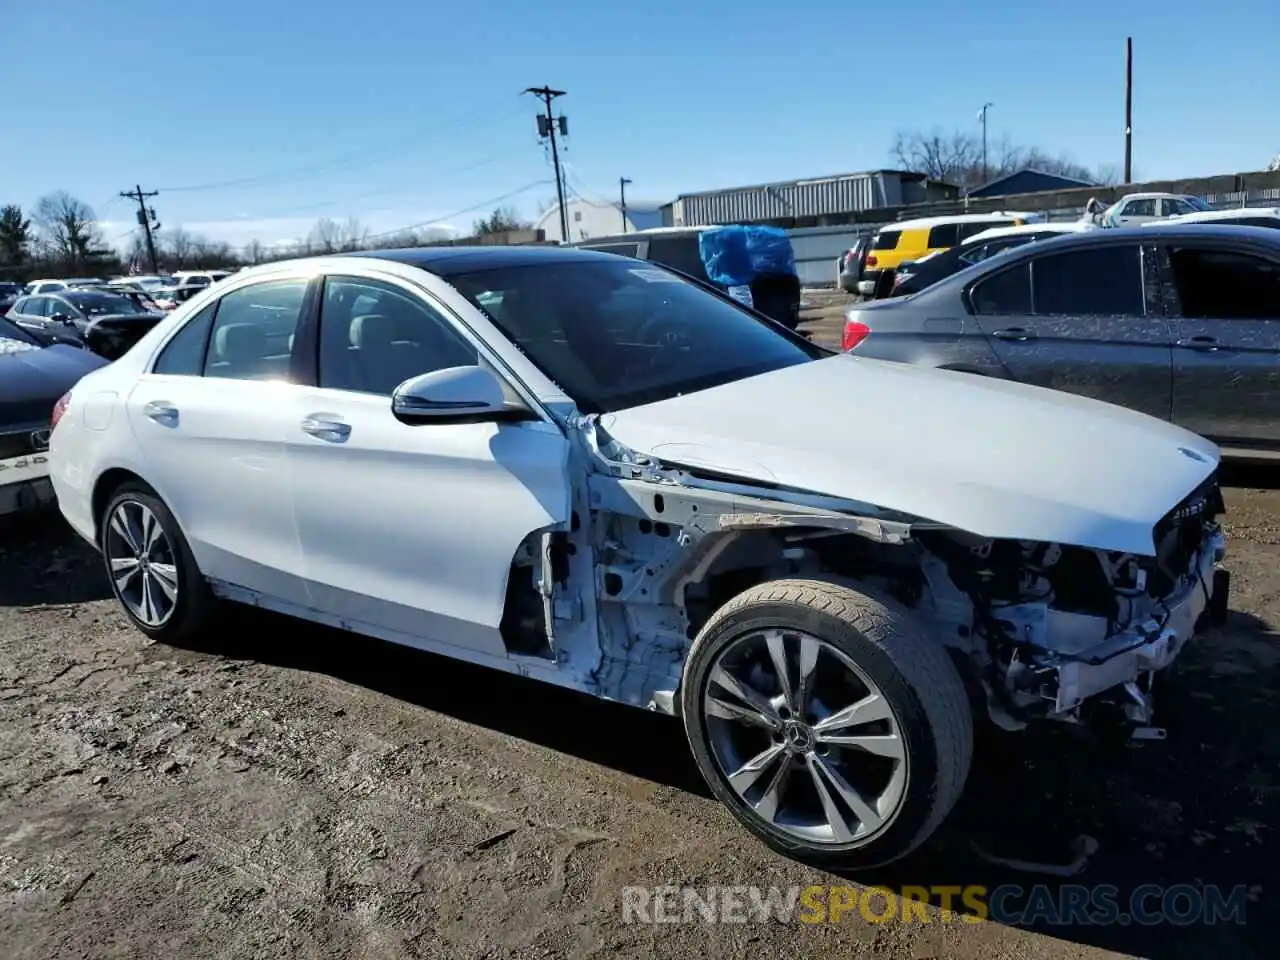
top-left (992, 327), bottom-right (1037, 341)
top-left (143, 400), bottom-right (179, 425)
top-left (301, 414), bottom-right (351, 443)
top-left (1175, 336), bottom-right (1219, 352)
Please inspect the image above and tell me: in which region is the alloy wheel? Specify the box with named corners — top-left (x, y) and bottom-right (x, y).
top-left (702, 628), bottom-right (908, 845)
top-left (105, 499), bottom-right (180, 628)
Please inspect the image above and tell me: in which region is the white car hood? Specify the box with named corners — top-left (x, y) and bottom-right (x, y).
top-left (600, 355), bottom-right (1219, 555)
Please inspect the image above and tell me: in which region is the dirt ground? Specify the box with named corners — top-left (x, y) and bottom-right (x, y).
top-left (1, 305), bottom-right (1277, 958)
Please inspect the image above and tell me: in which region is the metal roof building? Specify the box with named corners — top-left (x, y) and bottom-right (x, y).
top-left (534, 197), bottom-right (667, 243)
top-left (968, 168), bottom-right (1097, 198)
top-left (667, 170), bottom-right (958, 229)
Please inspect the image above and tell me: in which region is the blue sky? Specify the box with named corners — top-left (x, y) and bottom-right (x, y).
top-left (4, 0), bottom-right (1276, 251)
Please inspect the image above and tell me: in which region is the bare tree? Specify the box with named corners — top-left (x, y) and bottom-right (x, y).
top-left (34, 192), bottom-right (100, 272)
top-left (243, 238), bottom-right (265, 265)
top-left (306, 217), bottom-right (343, 254)
top-left (892, 128), bottom-right (1111, 191)
top-left (338, 216), bottom-right (368, 252)
top-left (160, 227), bottom-right (196, 268)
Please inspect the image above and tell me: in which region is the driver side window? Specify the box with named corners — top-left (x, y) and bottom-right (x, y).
top-left (317, 276), bottom-right (478, 396)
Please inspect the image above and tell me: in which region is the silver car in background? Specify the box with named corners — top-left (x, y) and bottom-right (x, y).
top-left (843, 223), bottom-right (1280, 460)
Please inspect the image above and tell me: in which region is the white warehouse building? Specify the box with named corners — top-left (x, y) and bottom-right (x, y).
top-left (534, 196), bottom-right (668, 243)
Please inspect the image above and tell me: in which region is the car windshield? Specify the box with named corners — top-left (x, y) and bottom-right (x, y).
top-left (1186, 196), bottom-right (1212, 212)
top-left (448, 259), bottom-right (821, 414)
top-left (64, 292), bottom-right (149, 316)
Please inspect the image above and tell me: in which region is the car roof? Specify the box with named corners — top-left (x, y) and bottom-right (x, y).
top-left (962, 222), bottom-right (1091, 245)
top-left (915, 223), bottom-right (1280, 289)
top-left (883, 211), bottom-right (1038, 231)
top-left (1151, 207), bottom-right (1280, 225)
top-left (337, 244), bottom-right (623, 276)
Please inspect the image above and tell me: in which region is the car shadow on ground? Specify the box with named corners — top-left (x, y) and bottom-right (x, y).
top-left (4, 520), bottom-right (1275, 958)
top-left (202, 602), bottom-right (1277, 959)
top-left (0, 510), bottom-right (112, 607)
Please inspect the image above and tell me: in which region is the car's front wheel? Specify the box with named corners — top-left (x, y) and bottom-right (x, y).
top-left (99, 482), bottom-right (218, 642)
top-left (681, 578), bottom-right (973, 870)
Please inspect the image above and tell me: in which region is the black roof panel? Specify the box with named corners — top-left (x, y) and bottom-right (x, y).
top-left (338, 244), bottom-right (620, 276)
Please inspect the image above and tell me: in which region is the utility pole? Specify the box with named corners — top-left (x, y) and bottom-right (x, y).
top-left (120, 184), bottom-right (160, 274)
top-left (526, 86), bottom-right (569, 242)
top-left (619, 177), bottom-right (632, 233)
top-left (978, 102), bottom-right (993, 184)
top-left (1123, 37), bottom-right (1133, 184)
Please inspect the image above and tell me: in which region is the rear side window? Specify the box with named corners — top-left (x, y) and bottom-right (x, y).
top-left (1122, 198), bottom-right (1157, 217)
top-left (1032, 246), bottom-right (1144, 316)
top-left (926, 223), bottom-right (959, 248)
top-left (1167, 248), bottom-right (1280, 319)
top-left (203, 280), bottom-right (308, 381)
top-left (645, 236), bottom-right (708, 282)
top-left (154, 303), bottom-right (216, 375)
top-left (871, 230), bottom-right (900, 250)
top-left (1236, 217), bottom-right (1280, 229)
top-left (970, 263), bottom-right (1031, 315)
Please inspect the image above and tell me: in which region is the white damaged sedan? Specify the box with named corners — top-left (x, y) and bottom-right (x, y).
top-left (47, 246), bottom-right (1228, 868)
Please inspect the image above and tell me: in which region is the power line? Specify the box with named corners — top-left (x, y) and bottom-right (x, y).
top-left (525, 86), bottom-right (569, 241)
top-left (359, 179), bottom-right (553, 245)
top-left (119, 185), bottom-right (160, 273)
top-left (236, 145), bottom-right (537, 222)
top-left (157, 97), bottom-right (528, 194)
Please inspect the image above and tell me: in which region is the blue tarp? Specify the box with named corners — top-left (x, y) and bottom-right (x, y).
top-left (698, 225), bottom-right (797, 287)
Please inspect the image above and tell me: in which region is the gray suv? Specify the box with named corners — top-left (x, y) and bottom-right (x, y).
top-left (842, 224), bottom-right (1280, 460)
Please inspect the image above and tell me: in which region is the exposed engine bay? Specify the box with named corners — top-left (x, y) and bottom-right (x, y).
top-left (497, 419), bottom-right (1228, 734)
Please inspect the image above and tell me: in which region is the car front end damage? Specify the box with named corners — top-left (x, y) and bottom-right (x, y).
top-left (568, 419), bottom-right (1228, 737)
top-left (912, 473), bottom-right (1228, 731)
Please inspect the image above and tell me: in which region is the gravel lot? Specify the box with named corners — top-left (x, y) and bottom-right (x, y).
top-left (1, 305), bottom-right (1276, 959)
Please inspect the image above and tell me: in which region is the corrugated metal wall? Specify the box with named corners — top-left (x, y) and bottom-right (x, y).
top-left (787, 224), bottom-right (879, 287)
top-left (677, 173), bottom-right (886, 226)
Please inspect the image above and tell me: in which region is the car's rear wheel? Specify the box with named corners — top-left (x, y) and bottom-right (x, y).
top-left (680, 578), bottom-right (972, 870)
top-left (100, 482), bottom-right (217, 642)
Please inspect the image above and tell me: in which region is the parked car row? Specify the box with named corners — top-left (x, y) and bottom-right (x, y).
top-left (838, 198), bottom-right (1280, 302)
top-left (5, 289), bottom-right (166, 360)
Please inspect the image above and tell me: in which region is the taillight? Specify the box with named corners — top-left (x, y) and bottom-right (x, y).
top-left (842, 320), bottom-right (871, 351)
top-left (51, 392), bottom-right (71, 430)
top-left (866, 255), bottom-right (878, 267)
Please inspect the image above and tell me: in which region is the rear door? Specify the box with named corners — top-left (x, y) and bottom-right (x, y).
top-left (11, 295), bottom-right (50, 336)
top-left (968, 241), bottom-right (1173, 418)
top-left (1161, 243), bottom-right (1280, 447)
top-left (124, 275), bottom-right (316, 605)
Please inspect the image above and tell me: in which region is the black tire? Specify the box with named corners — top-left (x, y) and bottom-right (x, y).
top-left (99, 481), bottom-right (218, 643)
top-left (680, 578), bottom-right (973, 870)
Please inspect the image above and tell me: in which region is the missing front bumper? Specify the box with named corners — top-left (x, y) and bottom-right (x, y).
top-left (1049, 536), bottom-right (1225, 717)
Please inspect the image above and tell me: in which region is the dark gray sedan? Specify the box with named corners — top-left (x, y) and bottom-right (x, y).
top-left (5, 290), bottom-right (165, 360)
top-left (843, 223), bottom-right (1280, 460)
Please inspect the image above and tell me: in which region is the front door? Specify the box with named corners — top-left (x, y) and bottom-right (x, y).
top-left (1164, 244), bottom-right (1280, 447)
top-left (286, 273), bottom-right (571, 657)
top-left (124, 277), bottom-right (314, 605)
top-left (970, 243), bottom-right (1173, 419)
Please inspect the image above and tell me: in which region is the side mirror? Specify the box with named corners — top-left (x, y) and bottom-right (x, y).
top-left (49, 312), bottom-right (71, 324)
top-left (391, 365), bottom-right (533, 425)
